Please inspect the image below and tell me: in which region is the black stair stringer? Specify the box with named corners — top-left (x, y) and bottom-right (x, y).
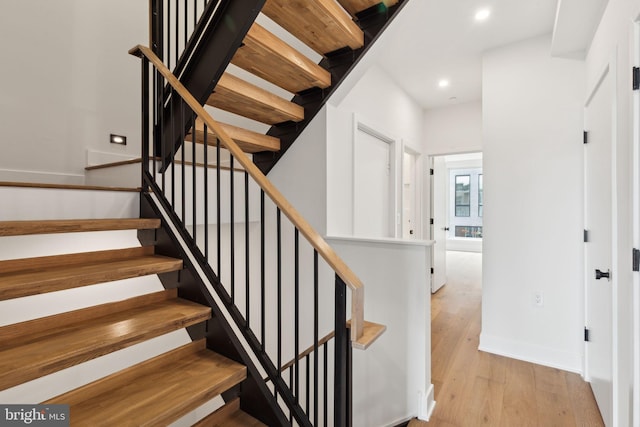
top-left (158, 0), bottom-right (266, 172)
top-left (253, 0), bottom-right (411, 175)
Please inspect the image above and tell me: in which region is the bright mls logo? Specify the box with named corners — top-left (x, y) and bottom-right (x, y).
top-left (0, 405), bottom-right (69, 426)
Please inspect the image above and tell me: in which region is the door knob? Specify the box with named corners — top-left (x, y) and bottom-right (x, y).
top-left (442, 227), bottom-right (450, 231)
top-left (595, 269), bottom-right (611, 280)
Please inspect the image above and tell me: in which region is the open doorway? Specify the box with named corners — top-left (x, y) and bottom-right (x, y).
top-left (429, 152), bottom-right (483, 293)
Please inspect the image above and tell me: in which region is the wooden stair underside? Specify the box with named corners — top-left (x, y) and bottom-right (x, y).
top-left (232, 23), bottom-right (331, 94)
top-left (45, 340), bottom-right (246, 427)
top-left (0, 218), bottom-right (160, 237)
top-left (207, 73), bottom-right (304, 125)
top-left (0, 246), bottom-right (183, 301)
top-left (187, 119), bottom-right (280, 153)
top-left (0, 289), bottom-right (211, 391)
top-left (337, 0), bottom-right (399, 16)
top-left (194, 397), bottom-right (266, 427)
top-left (262, 0), bottom-right (364, 55)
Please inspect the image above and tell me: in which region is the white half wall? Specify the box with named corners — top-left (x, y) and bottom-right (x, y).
top-left (481, 35), bottom-right (585, 372)
top-left (327, 237), bottom-right (433, 426)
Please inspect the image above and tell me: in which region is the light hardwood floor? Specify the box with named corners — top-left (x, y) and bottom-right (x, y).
top-left (413, 251), bottom-right (604, 427)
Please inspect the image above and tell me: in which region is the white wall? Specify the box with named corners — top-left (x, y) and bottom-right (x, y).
top-left (423, 101), bottom-right (483, 156)
top-left (0, 1), bottom-right (147, 184)
top-left (327, 238), bottom-right (434, 426)
top-left (481, 35), bottom-right (585, 372)
top-left (584, 0), bottom-right (640, 424)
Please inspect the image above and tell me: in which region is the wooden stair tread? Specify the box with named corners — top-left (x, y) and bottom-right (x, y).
top-left (232, 23), bottom-right (331, 94)
top-left (352, 320), bottom-right (386, 350)
top-left (45, 341), bottom-right (246, 426)
top-left (0, 247), bottom-right (183, 301)
top-left (194, 398), bottom-right (266, 427)
top-left (207, 73), bottom-right (304, 125)
top-left (337, 0), bottom-right (399, 16)
top-left (188, 119), bottom-right (280, 153)
top-left (262, 0), bottom-right (364, 55)
top-left (0, 291), bottom-right (211, 391)
top-left (0, 218), bottom-right (160, 236)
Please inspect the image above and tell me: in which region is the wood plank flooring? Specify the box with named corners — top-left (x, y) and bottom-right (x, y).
top-left (415, 251), bottom-right (603, 427)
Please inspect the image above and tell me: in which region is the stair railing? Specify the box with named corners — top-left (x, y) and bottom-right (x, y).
top-left (131, 44), bottom-right (381, 426)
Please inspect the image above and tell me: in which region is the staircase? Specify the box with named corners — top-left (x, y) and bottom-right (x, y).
top-left (1, 0), bottom-right (404, 425)
top-left (0, 218), bottom-right (265, 425)
top-left (152, 0), bottom-right (406, 173)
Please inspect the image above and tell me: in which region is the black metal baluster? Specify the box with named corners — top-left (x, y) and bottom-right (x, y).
top-left (277, 208), bottom-right (282, 386)
top-left (179, 102), bottom-right (184, 223)
top-left (245, 171), bottom-right (250, 328)
top-left (141, 58), bottom-right (150, 191)
top-left (217, 137), bottom-right (221, 279)
top-left (183, 0), bottom-right (187, 56)
top-left (323, 342), bottom-right (328, 427)
top-left (154, 69), bottom-right (161, 178)
top-left (203, 118), bottom-right (209, 261)
top-left (306, 354), bottom-right (310, 416)
top-left (294, 229), bottom-right (300, 404)
top-left (289, 368), bottom-right (294, 424)
top-left (334, 275), bottom-right (349, 426)
top-left (166, 0), bottom-right (171, 69)
top-left (230, 155), bottom-right (235, 302)
top-left (174, 0), bottom-right (178, 69)
top-left (191, 107), bottom-right (197, 245)
top-left (314, 250), bottom-right (319, 426)
top-left (260, 190), bottom-right (265, 351)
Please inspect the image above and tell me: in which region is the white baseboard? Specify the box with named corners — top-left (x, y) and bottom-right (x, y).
top-left (479, 333), bottom-right (582, 374)
top-left (418, 384), bottom-right (436, 421)
top-left (0, 168), bottom-right (84, 185)
top-left (86, 149), bottom-right (138, 167)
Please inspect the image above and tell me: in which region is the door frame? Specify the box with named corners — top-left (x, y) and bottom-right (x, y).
top-left (583, 53), bottom-right (618, 424)
top-left (402, 142), bottom-right (423, 239)
top-left (352, 116), bottom-right (398, 237)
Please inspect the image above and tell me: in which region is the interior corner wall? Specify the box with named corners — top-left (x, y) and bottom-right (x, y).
top-left (481, 35), bottom-right (585, 372)
top-left (0, 1), bottom-right (147, 183)
top-left (423, 100), bottom-right (483, 156)
top-left (326, 65), bottom-right (424, 236)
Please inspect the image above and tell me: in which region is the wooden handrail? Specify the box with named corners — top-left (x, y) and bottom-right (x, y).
top-left (129, 44), bottom-right (365, 344)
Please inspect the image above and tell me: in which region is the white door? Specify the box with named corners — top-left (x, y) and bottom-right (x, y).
top-left (584, 66), bottom-right (613, 426)
top-left (403, 150), bottom-right (418, 239)
top-left (431, 157), bottom-right (447, 293)
top-left (354, 128), bottom-right (393, 237)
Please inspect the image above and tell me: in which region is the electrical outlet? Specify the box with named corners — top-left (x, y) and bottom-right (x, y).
top-left (534, 291), bottom-right (544, 307)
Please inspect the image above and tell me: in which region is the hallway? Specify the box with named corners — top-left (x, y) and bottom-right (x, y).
top-left (424, 251), bottom-right (603, 426)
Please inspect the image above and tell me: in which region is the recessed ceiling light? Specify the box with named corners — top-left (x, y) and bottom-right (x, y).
top-left (475, 9), bottom-right (491, 21)
top-left (438, 79), bottom-right (450, 88)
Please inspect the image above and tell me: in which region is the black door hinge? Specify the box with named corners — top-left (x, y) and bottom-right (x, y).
top-left (584, 229), bottom-right (589, 243)
top-left (430, 168), bottom-right (434, 176)
top-left (430, 218), bottom-right (434, 225)
top-left (633, 248), bottom-right (640, 272)
top-left (430, 267), bottom-right (434, 274)
top-left (583, 131), bottom-right (588, 144)
top-left (633, 67), bottom-right (640, 90)
top-left (584, 327), bottom-right (590, 342)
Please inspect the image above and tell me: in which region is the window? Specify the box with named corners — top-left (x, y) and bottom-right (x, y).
top-left (455, 175), bottom-right (470, 216)
top-left (478, 174), bottom-right (483, 217)
top-left (455, 226), bottom-right (483, 238)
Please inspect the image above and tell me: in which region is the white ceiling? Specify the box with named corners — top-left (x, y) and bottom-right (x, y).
top-left (374, 0), bottom-right (561, 109)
